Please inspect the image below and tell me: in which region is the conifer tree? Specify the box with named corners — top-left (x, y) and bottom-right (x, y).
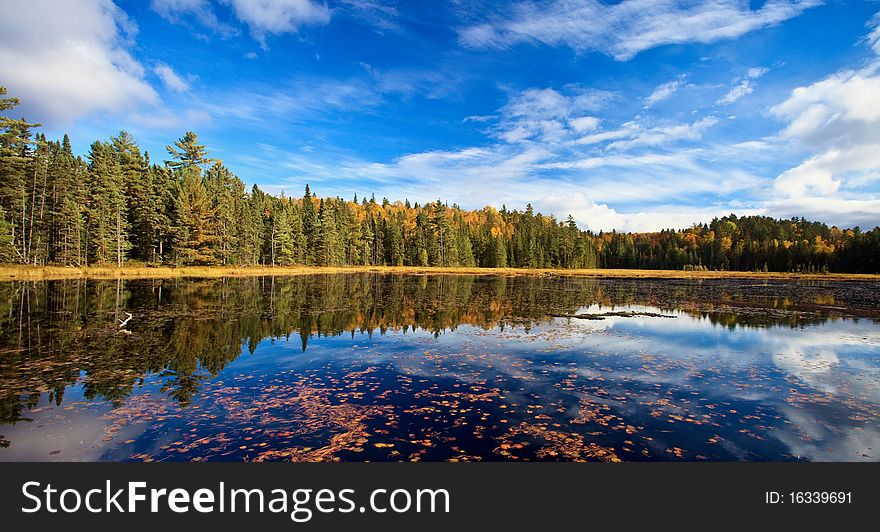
top-left (165, 131), bottom-right (214, 172)
top-left (175, 168), bottom-right (217, 265)
top-left (0, 86), bottom-right (40, 263)
top-left (84, 141), bottom-right (128, 265)
top-left (301, 185), bottom-right (318, 265)
top-left (0, 205), bottom-right (15, 262)
top-left (112, 131), bottom-right (154, 262)
top-left (274, 194), bottom-right (297, 266)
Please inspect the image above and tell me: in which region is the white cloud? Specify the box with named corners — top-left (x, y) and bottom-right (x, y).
top-left (605, 116), bottom-right (719, 151)
top-left (568, 116), bottom-right (601, 132)
top-left (772, 71), bottom-right (880, 147)
top-left (867, 11), bottom-right (880, 55)
top-left (766, 25), bottom-right (880, 227)
top-left (224, 0), bottom-right (330, 44)
top-left (767, 195), bottom-right (880, 229)
top-left (492, 87), bottom-right (613, 143)
top-left (459, 0), bottom-right (821, 60)
top-left (201, 77), bottom-right (383, 122)
top-left (535, 192), bottom-right (752, 232)
top-left (337, 0), bottom-right (400, 32)
top-left (463, 114), bottom-right (495, 123)
top-left (151, 0), bottom-right (330, 44)
top-left (128, 108), bottom-right (212, 130)
top-left (643, 78), bottom-right (682, 108)
top-left (732, 140), bottom-right (771, 151)
top-left (747, 66), bottom-right (769, 79)
top-left (572, 127), bottom-right (634, 146)
top-left (154, 63), bottom-right (190, 92)
top-left (150, 0), bottom-right (237, 35)
top-left (717, 66), bottom-right (768, 104)
top-left (717, 79), bottom-right (753, 104)
top-left (771, 72), bottom-right (880, 189)
top-left (0, 0), bottom-right (158, 125)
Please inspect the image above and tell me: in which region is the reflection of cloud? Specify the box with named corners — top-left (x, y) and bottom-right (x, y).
top-left (0, 403), bottom-right (145, 461)
top-left (774, 406), bottom-right (880, 462)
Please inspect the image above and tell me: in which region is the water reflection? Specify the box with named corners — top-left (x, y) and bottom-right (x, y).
top-left (0, 274), bottom-right (878, 461)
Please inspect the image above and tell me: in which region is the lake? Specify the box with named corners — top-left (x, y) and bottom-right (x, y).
top-left (1, 274), bottom-right (878, 462)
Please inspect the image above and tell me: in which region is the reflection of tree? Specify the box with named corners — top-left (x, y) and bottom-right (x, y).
top-left (0, 275), bottom-right (867, 432)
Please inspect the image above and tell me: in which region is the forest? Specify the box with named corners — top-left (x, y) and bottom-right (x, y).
top-left (2, 87), bottom-right (878, 273)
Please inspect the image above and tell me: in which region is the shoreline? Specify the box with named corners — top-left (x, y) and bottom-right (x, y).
top-left (1, 265), bottom-right (878, 281)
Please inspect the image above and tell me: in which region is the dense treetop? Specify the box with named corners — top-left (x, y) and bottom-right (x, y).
top-left (0, 87), bottom-right (877, 273)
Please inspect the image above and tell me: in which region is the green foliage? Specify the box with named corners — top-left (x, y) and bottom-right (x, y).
top-left (0, 86), bottom-right (876, 274)
top-left (0, 205), bottom-right (16, 263)
top-left (174, 168), bottom-right (217, 266)
top-left (165, 131), bottom-right (214, 171)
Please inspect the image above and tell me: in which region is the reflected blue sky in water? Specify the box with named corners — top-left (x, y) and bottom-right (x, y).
top-left (3, 300), bottom-right (877, 462)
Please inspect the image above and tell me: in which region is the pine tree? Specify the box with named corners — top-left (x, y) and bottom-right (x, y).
top-left (150, 164), bottom-right (177, 263)
top-left (84, 141), bottom-right (128, 265)
top-left (205, 162), bottom-right (240, 265)
top-left (301, 185), bottom-right (318, 265)
top-left (112, 131), bottom-right (155, 263)
top-left (0, 205), bottom-right (16, 262)
top-left (274, 194), bottom-right (297, 266)
top-left (316, 198), bottom-right (342, 266)
top-left (174, 168), bottom-right (217, 265)
top-left (48, 137), bottom-right (86, 266)
top-left (0, 86), bottom-right (40, 264)
top-left (165, 131), bottom-right (215, 172)
top-left (359, 216), bottom-right (374, 265)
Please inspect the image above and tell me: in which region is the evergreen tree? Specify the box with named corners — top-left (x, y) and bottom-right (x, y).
top-left (84, 141), bottom-right (128, 266)
top-left (301, 185), bottom-right (318, 265)
top-left (174, 168), bottom-right (217, 265)
top-left (0, 205), bottom-right (15, 262)
top-left (316, 198), bottom-right (342, 266)
top-left (165, 131), bottom-right (214, 172)
top-left (112, 131), bottom-right (155, 262)
top-left (0, 116), bottom-right (876, 274)
top-left (0, 86), bottom-right (40, 263)
top-left (274, 194), bottom-right (298, 266)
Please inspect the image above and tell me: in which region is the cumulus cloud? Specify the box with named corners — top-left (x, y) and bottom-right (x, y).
top-left (535, 192), bottom-right (751, 232)
top-left (766, 18), bottom-right (880, 227)
top-left (770, 74), bottom-right (880, 190)
top-left (0, 0), bottom-right (158, 125)
top-left (458, 0), bottom-right (821, 60)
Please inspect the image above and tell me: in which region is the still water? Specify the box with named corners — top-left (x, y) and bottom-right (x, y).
top-left (1, 274), bottom-right (878, 462)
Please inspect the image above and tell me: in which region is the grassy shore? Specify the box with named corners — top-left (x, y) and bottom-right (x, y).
top-left (1, 264), bottom-right (878, 281)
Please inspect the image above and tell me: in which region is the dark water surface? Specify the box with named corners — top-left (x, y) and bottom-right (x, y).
top-left (1, 274), bottom-right (878, 462)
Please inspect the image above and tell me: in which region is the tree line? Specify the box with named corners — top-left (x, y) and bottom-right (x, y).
top-left (1, 87), bottom-right (878, 273)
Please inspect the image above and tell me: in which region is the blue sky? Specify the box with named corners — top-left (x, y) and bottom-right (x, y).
top-left (2, 0), bottom-right (879, 231)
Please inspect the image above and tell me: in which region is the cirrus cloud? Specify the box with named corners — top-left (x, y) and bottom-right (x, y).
top-left (458, 0), bottom-right (822, 60)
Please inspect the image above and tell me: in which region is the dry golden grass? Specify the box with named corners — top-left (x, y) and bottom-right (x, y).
top-left (1, 264), bottom-right (878, 281)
